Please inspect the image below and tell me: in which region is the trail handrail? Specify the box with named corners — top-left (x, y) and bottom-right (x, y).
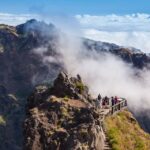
top-left (110, 99), bottom-right (127, 114)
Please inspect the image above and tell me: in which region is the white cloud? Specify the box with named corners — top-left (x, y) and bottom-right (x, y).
top-left (76, 14), bottom-right (150, 52)
top-left (76, 13), bottom-right (150, 32)
top-left (0, 13), bottom-right (38, 26)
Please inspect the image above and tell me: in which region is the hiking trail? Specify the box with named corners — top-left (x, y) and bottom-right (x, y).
top-left (98, 99), bottom-right (127, 150)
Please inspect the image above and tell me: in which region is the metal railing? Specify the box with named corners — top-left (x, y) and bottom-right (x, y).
top-left (110, 99), bottom-right (127, 114)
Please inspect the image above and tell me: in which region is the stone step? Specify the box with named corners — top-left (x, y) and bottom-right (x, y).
top-left (104, 147), bottom-right (111, 149)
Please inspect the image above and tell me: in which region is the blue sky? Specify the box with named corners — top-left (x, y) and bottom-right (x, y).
top-left (1, 0), bottom-right (150, 15)
top-left (1, 0), bottom-right (150, 52)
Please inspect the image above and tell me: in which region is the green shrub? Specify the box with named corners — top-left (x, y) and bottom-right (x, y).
top-left (47, 131), bottom-right (54, 137)
top-left (0, 116), bottom-right (6, 126)
top-left (63, 96), bottom-right (69, 101)
top-left (75, 81), bottom-right (85, 94)
top-left (60, 107), bottom-right (69, 117)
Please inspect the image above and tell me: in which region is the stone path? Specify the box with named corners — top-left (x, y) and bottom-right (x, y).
top-left (98, 99), bottom-right (128, 150)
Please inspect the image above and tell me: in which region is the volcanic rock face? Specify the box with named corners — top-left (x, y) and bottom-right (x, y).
top-left (0, 85), bottom-right (22, 150)
top-left (49, 72), bottom-right (90, 101)
top-left (0, 20), bottom-right (61, 95)
top-left (24, 72), bottom-right (105, 150)
top-left (0, 20), bottom-right (62, 150)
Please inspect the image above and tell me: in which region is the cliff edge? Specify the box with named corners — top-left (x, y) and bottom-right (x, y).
top-left (24, 72), bottom-right (105, 150)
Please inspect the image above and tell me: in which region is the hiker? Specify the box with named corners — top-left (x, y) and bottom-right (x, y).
top-left (111, 97), bottom-right (115, 106)
top-left (77, 74), bottom-right (82, 81)
top-left (114, 96), bottom-right (118, 104)
top-left (95, 98), bottom-right (100, 109)
top-left (98, 94), bottom-right (101, 101)
top-left (102, 97), bottom-right (105, 107)
top-left (95, 93), bottom-right (102, 109)
top-left (125, 99), bottom-right (127, 106)
top-left (105, 96), bottom-right (109, 105)
top-left (102, 96), bottom-right (109, 107)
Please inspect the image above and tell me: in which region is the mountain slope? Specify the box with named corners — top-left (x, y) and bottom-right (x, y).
top-left (0, 85), bottom-right (21, 150)
top-left (105, 110), bottom-right (150, 150)
top-left (0, 20), bottom-right (62, 150)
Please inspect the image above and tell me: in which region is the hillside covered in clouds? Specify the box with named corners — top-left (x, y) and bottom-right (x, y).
top-left (0, 20), bottom-right (150, 150)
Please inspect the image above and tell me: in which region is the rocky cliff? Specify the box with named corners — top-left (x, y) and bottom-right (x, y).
top-left (0, 85), bottom-right (22, 150)
top-left (24, 72), bottom-right (150, 150)
top-left (24, 72), bottom-right (105, 150)
top-left (0, 20), bottom-right (62, 150)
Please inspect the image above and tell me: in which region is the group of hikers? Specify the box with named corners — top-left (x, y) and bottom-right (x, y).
top-left (95, 94), bottom-right (127, 109)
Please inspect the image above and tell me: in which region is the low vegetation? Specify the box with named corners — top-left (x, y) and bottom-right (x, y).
top-left (75, 81), bottom-right (85, 94)
top-left (0, 44), bottom-right (4, 53)
top-left (0, 115), bottom-right (6, 126)
top-left (105, 110), bottom-right (150, 150)
top-left (63, 96), bottom-right (69, 102)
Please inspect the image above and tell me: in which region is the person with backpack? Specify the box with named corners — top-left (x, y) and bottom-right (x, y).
top-left (111, 97), bottom-right (115, 106)
top-left (114, 96), bottom-right (118, 104)
top-left (95, 93), bottom-right (102, 109)
top-left (98, 94), bottom-right (101, 101)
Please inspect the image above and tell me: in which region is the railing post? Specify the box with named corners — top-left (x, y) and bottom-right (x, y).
top-left (125, 100), bottom-right (127, 106)
top-left (112, 106), bottom-right (114, 114)
top-left (118, 102), bottom-right (121, 110)
top-left (109, 99), bottom-right (127, 115)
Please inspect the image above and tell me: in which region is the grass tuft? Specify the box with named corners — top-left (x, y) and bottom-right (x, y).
top-left (0, 115), bottom-right (6, 126)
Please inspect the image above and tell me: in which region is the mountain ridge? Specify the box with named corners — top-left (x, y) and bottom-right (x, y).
top-left (0, 19), bottom-right (150, 150)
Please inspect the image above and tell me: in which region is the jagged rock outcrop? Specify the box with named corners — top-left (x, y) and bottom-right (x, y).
top-left (49, 72), bottom-right (91, 101)
top-left (24, 72), bottom-right (105, 150)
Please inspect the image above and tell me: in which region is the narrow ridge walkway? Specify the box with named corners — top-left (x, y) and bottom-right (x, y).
top-left (97, 99), bottom-right (127, 150)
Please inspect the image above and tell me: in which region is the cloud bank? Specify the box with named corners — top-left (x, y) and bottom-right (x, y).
top-left (55, 33), bottom-right (150, 112)
top-left (76, 14), bottom-right (150, 53)
top-left (76, 14), bottom-right (150, 32)
top-left (32, 26), bottom-right (150, 113)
